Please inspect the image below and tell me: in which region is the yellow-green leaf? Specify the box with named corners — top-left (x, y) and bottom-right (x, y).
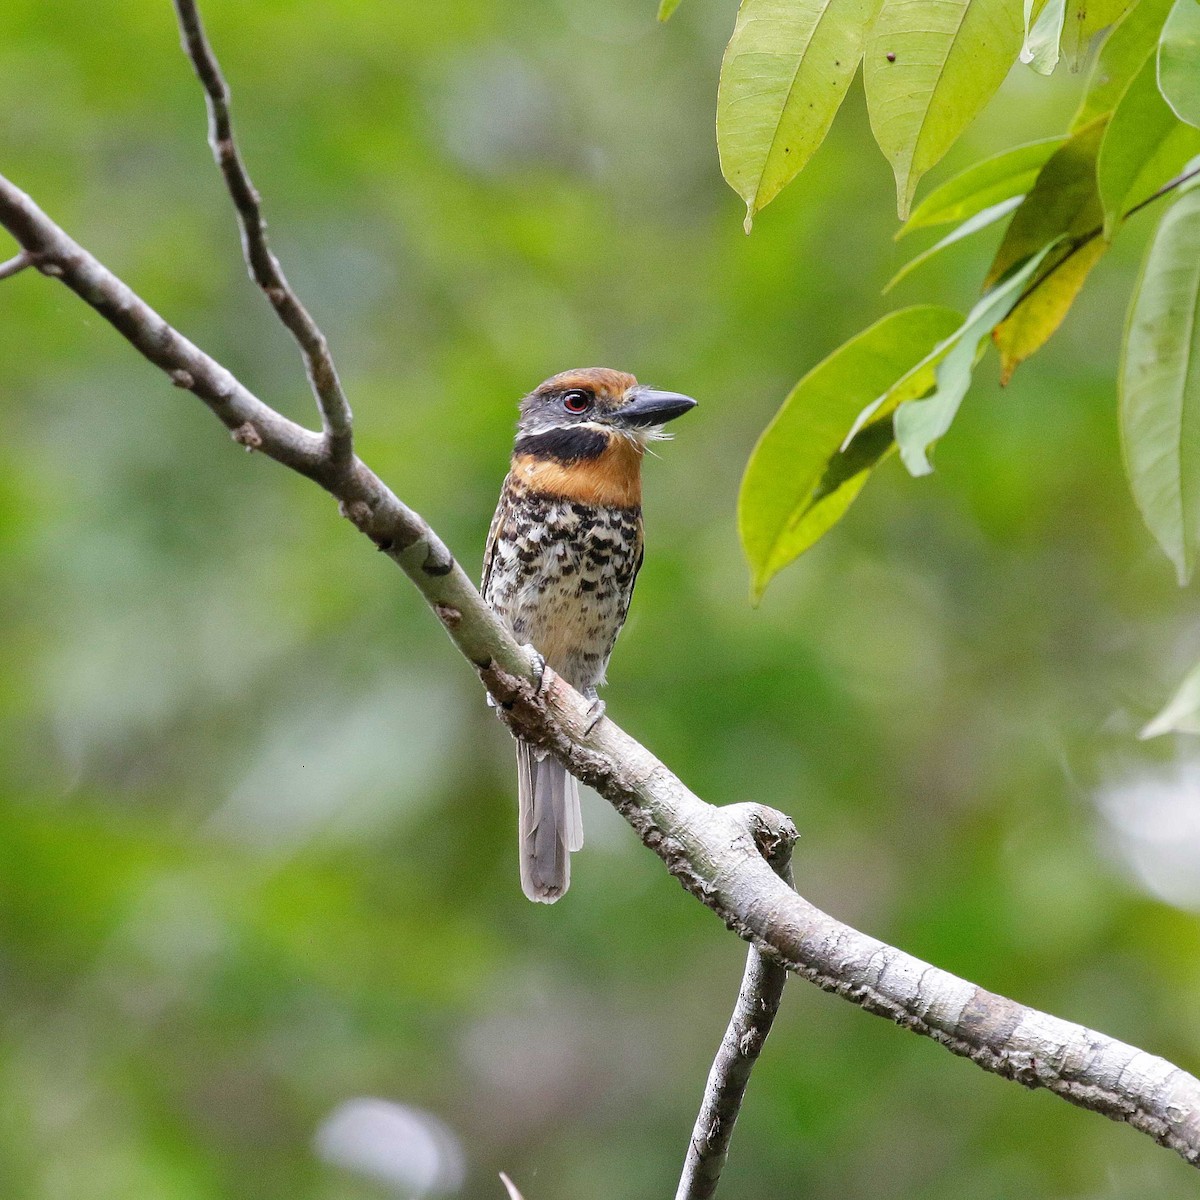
top-left (987, 118), bottom-right (1105, 287)
top-left (738, 306), bottom-right (961, 599)
top-left (864, 0), bottom-right (1024, 219)
top-left (982, 125), bottom-right (1108, 383)
top-left (993, 238), bottom-right (1106, 382)
top-left (899, 136), bottom-right (1065, 234)
top-left (894, 245), bottom-right (1055, 475)
top-left (1061, 0), bottom-right (1135, 68)
top-left (1072, 0), bottom-right (1174, 128)
top-left (1120, 187), bottom-right (1200, 584)
top-left (658, 0), bottom-right (684, 20)
top-left (1158, 0), bottom-right (1200, 128)
top-left (717, 0), bottom-right (878, 228)
top-left (1098, 52), bottom-right (1200, 231)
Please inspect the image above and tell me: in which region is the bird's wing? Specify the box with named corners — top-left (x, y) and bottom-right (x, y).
top-left (480, 477), bottom-right (511, 601)
top-left (616, 521), bottom-right (645, 631)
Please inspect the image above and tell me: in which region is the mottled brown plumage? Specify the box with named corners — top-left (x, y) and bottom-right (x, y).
top-left (482, 368), bottom-right (696, 902)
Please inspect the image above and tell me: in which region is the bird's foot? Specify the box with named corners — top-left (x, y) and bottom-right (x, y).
top-left (487, 645), bottom-right (546, 711)
top-left (523, 645), bottom-right (548, 693)
top-left (583, 687), bottom-right (606, 737)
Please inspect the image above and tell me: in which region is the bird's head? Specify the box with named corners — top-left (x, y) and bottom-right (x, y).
top-left (508, 368), bottom-right (696, 507)
top-left (515, 368), bottom-right (696, 448)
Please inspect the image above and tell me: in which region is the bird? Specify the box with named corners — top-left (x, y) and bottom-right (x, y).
top-left (482, 368), bottom-right (696, 903)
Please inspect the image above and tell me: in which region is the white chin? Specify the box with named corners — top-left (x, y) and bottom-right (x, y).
top-left (634, 424), bottom-right (671, 444)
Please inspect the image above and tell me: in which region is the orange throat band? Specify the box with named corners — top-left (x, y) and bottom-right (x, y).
top-left (510, 434), bottom-right (644, 508)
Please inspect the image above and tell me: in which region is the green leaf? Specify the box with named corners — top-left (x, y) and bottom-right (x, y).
top-left (1098, 52), bottom-right (1200, 231)
top-left (1159, 0), bottom-right (1200, 127)
top-left (1073, 0), bottom-right (1175, 128)
top-left (987, 118), bottom-right (1105, 287)
top-left (843, 321), bottom-right (974, 443)
top-left (1120, 187), bottom-right (1200, 584)
top-left (657, 0), bottom-right (683, 20)
top-left (899, 136), bottom-right (1065, 234)
top-left (738, 305), bottom-right (961, 598)
top-left (978, 123), bottom-right (1106, 375)
top-left (993, 238), bottom-right (1107, 381)
top-left (1021, 0), bottom-right (1067, 72)
top-left (1142, 658), bottom-right (1200, 737)
top-left (1061, 0), bottom-right (1135, 68)
top-left (885, 196), bottom-right (1023, 292)
top-left (864, 0), bottom-right (1025, 219)
top-left (894, 245), bottom-right (1056, 475)
top-left (717, 0), bottom-right (878, 228)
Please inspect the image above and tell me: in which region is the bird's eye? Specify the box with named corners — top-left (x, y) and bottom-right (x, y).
top-left (561, 390), bottom-right (592, 414)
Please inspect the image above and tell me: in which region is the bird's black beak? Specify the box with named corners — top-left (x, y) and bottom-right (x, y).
top-left (616, 387), bottom-right (697, 428)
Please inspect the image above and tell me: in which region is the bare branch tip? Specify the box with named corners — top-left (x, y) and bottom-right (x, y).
top-left (748, 806), bottom-right (798, 871)
top-left (0, 251), bottom-right (34, 281)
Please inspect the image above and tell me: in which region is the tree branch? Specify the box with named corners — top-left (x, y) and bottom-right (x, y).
top-left (2, 26), bottom-right (1200, 1179)
top-left (171, 0), bottom-right (354, 463)
top-left (0, 250), bottom-right (32, 280)
top-left (4, 169), bottom-right (1199, 1178)
top-left (677, 823), bottom-right (794, 1200)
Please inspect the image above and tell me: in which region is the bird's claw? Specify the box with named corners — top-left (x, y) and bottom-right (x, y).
top-left (487, 645), bottom-right (546, 710)
top-left (583, 687), bottom-right (606, 737)
top-left (523, 645), bottom-right (547, 693)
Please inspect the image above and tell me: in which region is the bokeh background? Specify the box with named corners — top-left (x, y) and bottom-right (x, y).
top-left (2, 1), bottom-right (1199, 1196)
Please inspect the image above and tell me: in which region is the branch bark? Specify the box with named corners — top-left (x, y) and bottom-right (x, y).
top-left (0, 250), bottom-right (32, 280)
top-left (172, 0), bottom-right (354, 462)
top-left (677, 826), bottom-right (794, 1200)
top-left (2, 20), bottom-right (1199, 1182)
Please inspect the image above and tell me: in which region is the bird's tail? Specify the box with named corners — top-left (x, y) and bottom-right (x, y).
top-left (516, 741), bottom-right (584, 903)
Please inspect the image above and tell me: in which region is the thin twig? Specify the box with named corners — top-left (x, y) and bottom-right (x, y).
top-left (171, 0), bottom-right (354, 463)
top-left (677, 822), bottom-right (794, 1200)
top-left (0, 250), bottom-right (32, 280)
top-left (1124, 161), bottom-right (1200, 222)
top-left (498, 1172), bottom-right (525, 1200)
top-left (3, 162), bottom-right (1200, 1171)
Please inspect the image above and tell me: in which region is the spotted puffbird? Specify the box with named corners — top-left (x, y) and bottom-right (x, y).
top-left (482, 368), bottom-right (696, 902)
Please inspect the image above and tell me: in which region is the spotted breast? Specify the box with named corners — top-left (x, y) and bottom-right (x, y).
top-left (483, 483), bottom-right (643, 692)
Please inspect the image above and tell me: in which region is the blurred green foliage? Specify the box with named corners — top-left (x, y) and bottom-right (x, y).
top-left (2, 1), bottom-right (1200, 1197)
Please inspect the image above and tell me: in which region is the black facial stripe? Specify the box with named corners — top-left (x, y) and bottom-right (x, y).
top-left (515, 426), bottom-right (608, 463)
